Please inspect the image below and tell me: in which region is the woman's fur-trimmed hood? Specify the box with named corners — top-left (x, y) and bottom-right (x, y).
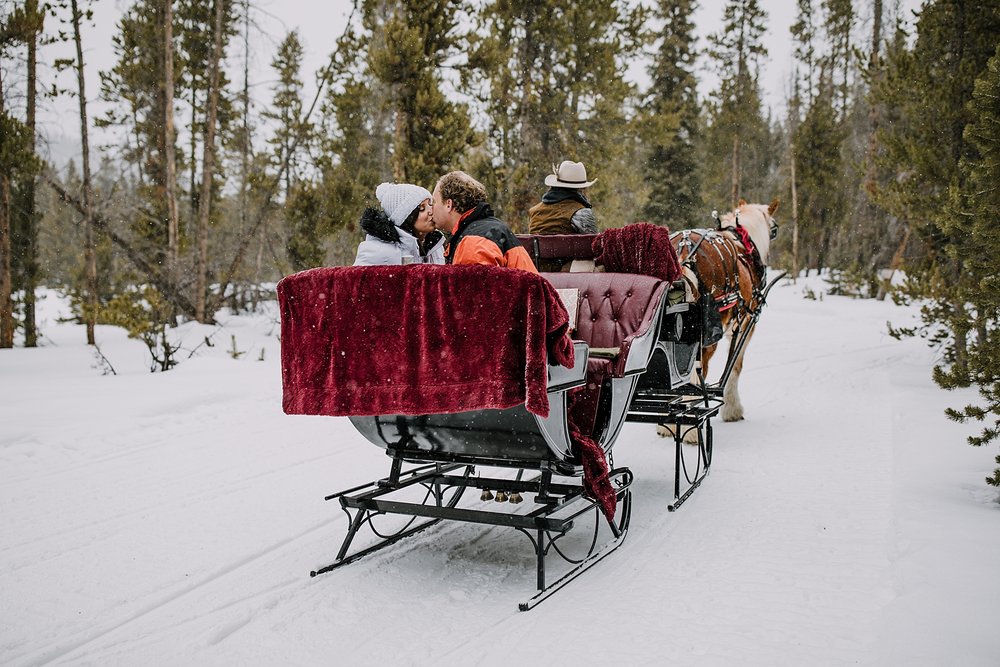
top-left (360, 207), bottom-right (401, 244)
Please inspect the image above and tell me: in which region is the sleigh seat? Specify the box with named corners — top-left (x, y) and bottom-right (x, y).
top-left (542, 272), bottom-right (671, 443)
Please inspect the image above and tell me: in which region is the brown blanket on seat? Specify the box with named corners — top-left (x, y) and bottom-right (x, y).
top-left (592, 222), bottom-right (682, 282)
top-left (277, 264), bottom-right (574, 418)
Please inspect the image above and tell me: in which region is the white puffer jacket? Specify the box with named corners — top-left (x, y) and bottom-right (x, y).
top-left (353, 208), bottom-right (446, 266)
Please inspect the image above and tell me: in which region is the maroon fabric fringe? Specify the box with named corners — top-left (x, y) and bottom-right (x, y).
top-left (592, 222), bottom-right (682, 282)
top-left (277, 264), bottom-right (573, 419)
top-left (569, 420), bottom-right (617, 523)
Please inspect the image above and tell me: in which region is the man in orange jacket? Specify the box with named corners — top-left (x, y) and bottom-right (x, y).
top-left (431, 171), bottom-right (537, 273)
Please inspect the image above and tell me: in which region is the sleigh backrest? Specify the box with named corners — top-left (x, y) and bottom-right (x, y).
top-left (544, 272), bottom-right (666, 369)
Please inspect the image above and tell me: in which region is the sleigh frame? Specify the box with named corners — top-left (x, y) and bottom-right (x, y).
top-left (281, 238), bottom-right (751, 608)
top-left (282, 266), bottom-right (677, 609)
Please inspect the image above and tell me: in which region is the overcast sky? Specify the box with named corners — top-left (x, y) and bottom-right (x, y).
top-left (29, 0), bottom-right (921, 166)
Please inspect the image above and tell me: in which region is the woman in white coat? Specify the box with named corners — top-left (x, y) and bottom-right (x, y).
top-left (353, 182), bottom-right (446, 265)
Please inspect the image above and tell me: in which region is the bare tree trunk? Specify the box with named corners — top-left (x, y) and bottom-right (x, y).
top-left (392, 108), bottom-right (407, 183)
top-left (876, 225), bottom-right (910, 301)
top-left (194, 0), bottom-right (226, 323)
top-left (863, 0), bottom-right (884, 296)
top-left (163, 0), bottom-right (180, 299)
top-left (241, 0), bottom-right (259, 307)
top-left (0, 57), bottom-right (11, 348)
top-left (730, 135), bottom-right (740, 211)
top-left (70, 0), bottom-right (98, 345)
top-left (512, 7), bottom-right (540, 225)
top-left (23, 2), bottom-right (41, 347)
top-left (870, 0), bottom-right (882, 78)
top-left (790, 146), bottom-right (800, 282)
top-left (190, 82), bottom-right (198, 225)
top-left (0, 172), bottom-right (11, 349)
top-left (952, 296), bottom-right (970, 381)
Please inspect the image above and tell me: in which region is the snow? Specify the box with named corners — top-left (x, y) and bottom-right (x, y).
top-left (2, 277), bottom-right (998, 667)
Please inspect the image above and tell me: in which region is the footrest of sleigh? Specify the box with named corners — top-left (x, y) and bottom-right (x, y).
top-left (309, 463), bottom-right (634, 612)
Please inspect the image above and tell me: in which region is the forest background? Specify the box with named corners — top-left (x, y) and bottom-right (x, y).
top-left (1, 0), bottom-right (1000, 480)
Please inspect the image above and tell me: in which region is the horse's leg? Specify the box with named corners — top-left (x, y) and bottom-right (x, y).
top-left (698, 344), bottom-right (715, 388)
top-left (721, 325), bottom-right (754, 422)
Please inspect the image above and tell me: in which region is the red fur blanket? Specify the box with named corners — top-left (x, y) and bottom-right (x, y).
top-left (277, 265), bottom-right (574, 418)
top-left (592, 222), bottom-right (682, 282)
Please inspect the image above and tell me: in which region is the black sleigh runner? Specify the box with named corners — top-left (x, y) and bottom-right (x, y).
top-left (277, 215), bottom-right (781, 610)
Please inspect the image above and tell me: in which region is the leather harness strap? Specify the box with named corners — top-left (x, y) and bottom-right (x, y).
top-left (671, 229), bottom-right (749, 314)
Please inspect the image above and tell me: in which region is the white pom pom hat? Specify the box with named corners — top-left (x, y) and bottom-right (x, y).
top-left (375, 182), bottom-right (432, 227)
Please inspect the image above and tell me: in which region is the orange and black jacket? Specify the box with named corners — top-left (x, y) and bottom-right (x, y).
top-left (445, 203), bottom-right (537, 273)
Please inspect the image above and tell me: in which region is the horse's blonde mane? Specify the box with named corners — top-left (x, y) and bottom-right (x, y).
top-left (720, 201), bottom-right (776, 264)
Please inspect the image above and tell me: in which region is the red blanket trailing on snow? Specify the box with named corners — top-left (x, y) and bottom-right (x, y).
top-left (277, 264), bottom-right (574, 418)
top-left (592, 222), bottom-right (682, 282)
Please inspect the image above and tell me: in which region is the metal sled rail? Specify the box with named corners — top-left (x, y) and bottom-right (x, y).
top-left (312, 461), bottom-right (634, 611)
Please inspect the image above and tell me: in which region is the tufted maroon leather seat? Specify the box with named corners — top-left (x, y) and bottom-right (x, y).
top-left (544, 272), bottom-right (668, 437)
top-left (545, 272), bottom-right (666, 377)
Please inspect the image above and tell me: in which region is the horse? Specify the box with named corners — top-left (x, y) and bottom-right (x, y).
top-left (666, 199), bottom-right (780, 430)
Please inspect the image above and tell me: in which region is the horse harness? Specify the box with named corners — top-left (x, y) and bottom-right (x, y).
top-left (670, 224), bottom-right (765, 319)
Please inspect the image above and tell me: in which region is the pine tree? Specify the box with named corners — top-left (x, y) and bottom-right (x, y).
top-left (12, 0), bottom-right (45, 346)
top-left (872, 0), bottom-right (1000, 379)
top-left (792, 69), bottom-right (844, 273)
top-left (471, 0), bottom-right (646, 229)
top-left (0, 2), bottom-right (44, 347)
top-left (786, 0), bottom-right (817, 278)
top-left (176, 0), bottom-right (236, 225)
top-left (822, 0), bottom-right (854, 117)
top-left (790, 0), bottom-right (817, 106)
top-left (365, 0), bottom-right (474, 188)
top-left (263, 30), bottom-right (310, 201)
top-left (939, 45), bottom-right (1000, 484)
top-left (193, 0), bottom-right (228, 323)
top-left (641, 0), bottom-right (703, 230)
top-left (98, 0), bottom-right (173, 264)
top-left (703, 0), bottom-right (770, 210)
top-left (307, 0), bottom-right (474, 263)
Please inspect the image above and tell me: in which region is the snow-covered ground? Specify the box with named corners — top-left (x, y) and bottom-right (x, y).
top-left (2, 277), bottom-right (998, 666)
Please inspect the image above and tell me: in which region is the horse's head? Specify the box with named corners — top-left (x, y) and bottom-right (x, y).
top-left (726, 198), bottom-right (780, 265)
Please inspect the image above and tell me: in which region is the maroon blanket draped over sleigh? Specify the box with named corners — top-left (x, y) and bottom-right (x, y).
top-left (277, 264), bottom-right (574, 418)
top-left (592, 222), bottom-right (682, 282)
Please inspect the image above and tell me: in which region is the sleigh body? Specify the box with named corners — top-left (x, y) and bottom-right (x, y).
top-left (279, 264), bottom-right (680, 608)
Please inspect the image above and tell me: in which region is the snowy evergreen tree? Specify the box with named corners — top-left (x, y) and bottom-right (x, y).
top-left (939, 45), bottom-right (1000, 485)
top-left (703, 0), bottom-right (770, 210)
top-left (641, 0), bottom-right (703, 230)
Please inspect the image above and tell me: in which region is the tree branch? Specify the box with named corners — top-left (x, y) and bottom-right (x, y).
top-left (209, 1), bottom-right (359, 311)
top-left (43, 172), bottom-right (199, 317)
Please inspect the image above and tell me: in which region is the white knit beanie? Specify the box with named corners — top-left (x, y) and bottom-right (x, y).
top-left (375, 182), bottom-right (432, 227)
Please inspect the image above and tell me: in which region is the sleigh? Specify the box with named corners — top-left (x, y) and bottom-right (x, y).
top-left (278, 261), bottom-right (704, 609)
top-left (519, 230), bottom-right (720, 508)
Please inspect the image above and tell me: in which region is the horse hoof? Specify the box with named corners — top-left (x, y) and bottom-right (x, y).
top-left (655, 424), bottom-right (673, 438)
top-left (481, 489), bottom-right (494, 501)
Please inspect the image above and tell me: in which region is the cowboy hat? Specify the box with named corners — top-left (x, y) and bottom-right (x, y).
top-left (544, 160), bottom-right (596, 189)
